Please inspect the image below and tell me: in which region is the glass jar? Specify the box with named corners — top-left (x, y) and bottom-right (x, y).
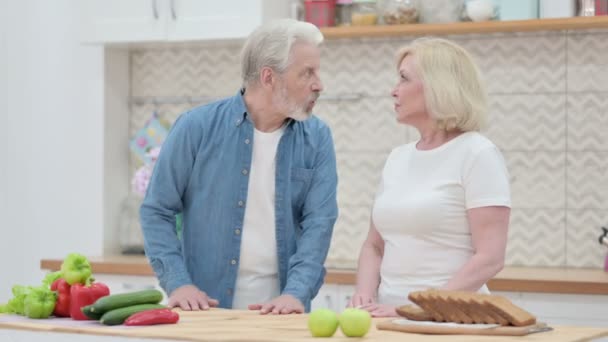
top-left (382, 0), bottom-right (419, 24)
top-left (336, 0), bottom-right (354, 26)
top-left (352, 0), bottom-right (378, 26)
top-left (419, 0), bottom-right (464, 23)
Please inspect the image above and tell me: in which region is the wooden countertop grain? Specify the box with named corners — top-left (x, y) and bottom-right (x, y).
top-left (40, 256), bottom-right (608, 295)
top-left (2, 309), bottom-right (608, 341)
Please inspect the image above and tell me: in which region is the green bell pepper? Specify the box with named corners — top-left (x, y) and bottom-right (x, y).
top-left (41, 271), bottom-right (62, 288)
top-left (6, 285), bottom-right (33, 315)
top-left (60, 253), bottom-right (92, 285)
top-left (24, 287), bottom-right (56, 319)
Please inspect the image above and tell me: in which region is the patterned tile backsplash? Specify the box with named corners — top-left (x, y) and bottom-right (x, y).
top-left (130, 30), bottom-right (608, 270)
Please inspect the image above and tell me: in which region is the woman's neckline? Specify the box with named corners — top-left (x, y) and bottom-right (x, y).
top-left (413, 131), bottom-right (473, 153)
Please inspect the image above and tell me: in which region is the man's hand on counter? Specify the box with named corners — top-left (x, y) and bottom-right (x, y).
top-left (248, 294), bottom-right (304, 315)
top-left (168, 285), bottom-right (219, 311)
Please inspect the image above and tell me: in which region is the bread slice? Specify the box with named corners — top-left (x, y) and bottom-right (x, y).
top-left (395, 304), bottom-right (434, 321)
top-left (408, 290), bottom-right (447, 322)
top-left (483, 295), bottom-right (536, 326)
top-left (438, 292), bottom-right (473, 324)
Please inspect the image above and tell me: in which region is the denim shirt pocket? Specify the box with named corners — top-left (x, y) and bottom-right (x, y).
top-left (290, 167), bottom-right (314, 209)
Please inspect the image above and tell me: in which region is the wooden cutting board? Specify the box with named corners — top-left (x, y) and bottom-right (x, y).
top-left (377, 318), bottom-right (552, 336)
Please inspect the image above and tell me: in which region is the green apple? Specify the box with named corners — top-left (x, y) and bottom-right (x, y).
top-left (308, 308), bottom-right (339, 337)
top-left (339, 308), bottom-right (372, 337)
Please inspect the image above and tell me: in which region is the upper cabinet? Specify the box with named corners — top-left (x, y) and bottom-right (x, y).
top-left (78, 0), bottom-right (290, 44)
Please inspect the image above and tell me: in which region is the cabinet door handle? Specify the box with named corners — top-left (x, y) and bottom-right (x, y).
top-left (170, 0), bottom-right (177, 20)
top-left (151, 0), bottom-right (159, 19)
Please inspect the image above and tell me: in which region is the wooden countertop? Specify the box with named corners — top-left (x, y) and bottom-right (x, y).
top-left (2, 309), bottom-right (608, 341)
top-left (40, 256), bottom-right (608, 295)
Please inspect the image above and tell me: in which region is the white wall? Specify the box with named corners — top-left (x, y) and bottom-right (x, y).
top-left (0, 0), bottom-right (105, 302)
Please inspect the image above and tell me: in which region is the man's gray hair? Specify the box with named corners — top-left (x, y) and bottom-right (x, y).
top-left (240, 19), bottom-right (323, 87)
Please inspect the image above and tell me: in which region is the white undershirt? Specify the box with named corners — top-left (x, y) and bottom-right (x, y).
top-left (232, 125), bottom-right (285, 309)
top-left (372, 132), bottom-right (511, 305)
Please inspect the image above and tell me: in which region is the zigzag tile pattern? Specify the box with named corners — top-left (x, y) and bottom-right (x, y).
top-left (503, 152), bottom-right (566, 209)
top-left (565, 210), bottom-right (608, 268)
top-left (319, 39), bottom-right (404, 96)
top-left (506, 209), bottom-right (566, 266)
top-left (566, 152), bottom-right (608, 209)
top-left (131, 45), bottom-right (243, 97)
top-left (460, 35), bottom-right (566, 94)
top-left (325, 206), bottom-right (370, 269)
top-left (567, 93), bottom-right (608, 151)
top-left (128, 30), bottom-right (608, 269)
top-left (336, 152), bottom-right (387, 208)
top-left (316, 97), bottom-right (408, 153)
top-left (484, 94), bottom-right (566, 151)
top-left (567, 34), bottom-right (608, 92)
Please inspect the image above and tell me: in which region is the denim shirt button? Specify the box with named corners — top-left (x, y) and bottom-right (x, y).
top-left (242, 169), bottom-right (248, 175)
top-left (238, 200), bottom-right (244, 207)
top-left (244, 138), bottom-right (250, 144)
top-left (235, 228), bottom-right (241, 235)
top-left (230, 259), bottom-right (237, 265)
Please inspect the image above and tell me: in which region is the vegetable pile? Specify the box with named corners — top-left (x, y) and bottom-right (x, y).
top-left (0, 253), bottom-right (178, 326)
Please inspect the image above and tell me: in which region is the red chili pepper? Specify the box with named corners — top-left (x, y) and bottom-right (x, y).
top-left (50, 278), bottom-right (71, 317)
top-left (69, 280), bottom-right (110, 320)
top-left (124, 308), bottom-right (179, 326)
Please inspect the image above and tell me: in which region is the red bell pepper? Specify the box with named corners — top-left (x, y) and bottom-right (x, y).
top-left (50, 278), bottom-right (71, 317)
top-left (124, 308), bottom-right (179, 326)
top-left (69, 279), bottom-right (110, 320)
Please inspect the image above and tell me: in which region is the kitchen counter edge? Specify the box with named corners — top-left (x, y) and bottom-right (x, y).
top-left (40, 256), bottom-right (608, 295)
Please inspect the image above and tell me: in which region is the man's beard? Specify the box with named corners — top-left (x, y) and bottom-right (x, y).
top-left (273, 84), bottom-right (318, 122)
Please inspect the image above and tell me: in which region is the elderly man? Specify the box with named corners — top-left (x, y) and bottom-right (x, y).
top-left (140, 18), bottom-right (338, 315)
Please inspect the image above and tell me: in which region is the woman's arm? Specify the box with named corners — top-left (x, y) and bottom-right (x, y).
top-left (442, 205), bottom-right (510, 291)
top-left (349, 220), bottom-right (385, 307)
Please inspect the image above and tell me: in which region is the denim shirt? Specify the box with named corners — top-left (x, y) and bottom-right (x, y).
top-left (140, 90), bottom-right (338, 310)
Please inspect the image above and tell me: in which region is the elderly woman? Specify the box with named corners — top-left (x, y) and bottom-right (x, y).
top-left (349, 38), bottom-right (511, 317)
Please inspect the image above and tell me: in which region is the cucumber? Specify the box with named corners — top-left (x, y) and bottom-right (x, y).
top-left (90, 289), bottom-right (163, 315)
top-left (100, 304), bottom-right (167, 326)
top-left (81, 304), bottom-right (103, 320)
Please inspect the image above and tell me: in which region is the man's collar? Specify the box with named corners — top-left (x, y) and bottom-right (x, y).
top-left (235, 88), bottom-right (295, 130)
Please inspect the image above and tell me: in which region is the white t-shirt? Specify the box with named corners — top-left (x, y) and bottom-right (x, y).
top-left (372, 131), bottom-right (511, 306)
top-left (232, 126), bottom-right (285, 309)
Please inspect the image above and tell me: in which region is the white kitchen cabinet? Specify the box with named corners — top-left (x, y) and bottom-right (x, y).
top-left (336, 284), bottom-right (356, 311)
top-left (77, 0), bottom-right (289, 44)
top-left (310, 284), bottom-right (356, 313)
top-left (311, 283), bottom-right (338, 311)
top-left (518, 292), bottom-right (608, 328)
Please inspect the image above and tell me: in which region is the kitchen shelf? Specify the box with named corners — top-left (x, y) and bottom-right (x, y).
top-left (320, 16), bottom-right (608, 39)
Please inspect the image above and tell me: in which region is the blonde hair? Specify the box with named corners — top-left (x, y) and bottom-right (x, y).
top-left (241, 19), bottom-right (323, 88)
top-left (395, 37), bottom-right (487, 131)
